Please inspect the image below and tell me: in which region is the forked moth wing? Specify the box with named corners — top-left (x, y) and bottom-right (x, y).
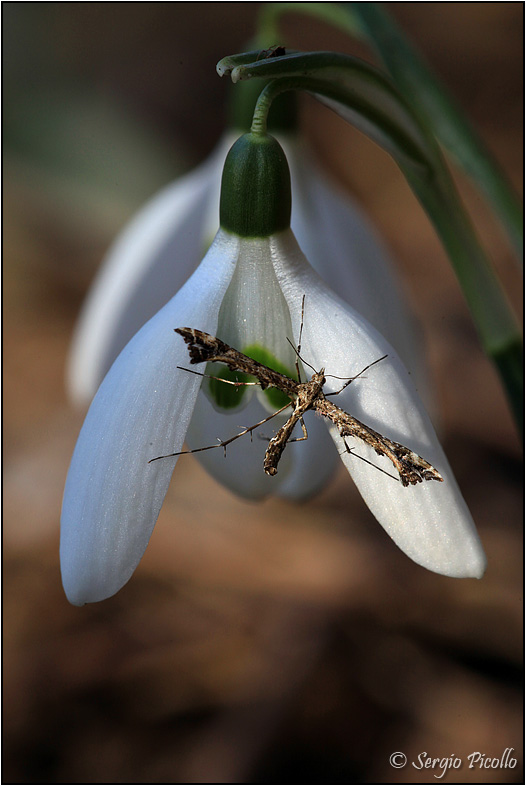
top-left (175, 328), bottom-right (299, 394)
top-left (314, 397), bottom-right (443, 487)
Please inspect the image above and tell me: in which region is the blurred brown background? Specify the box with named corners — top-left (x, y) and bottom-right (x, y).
top-left (3, 3), bottom-right (523, 784)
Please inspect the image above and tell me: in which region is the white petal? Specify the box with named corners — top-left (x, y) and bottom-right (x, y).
top-left (271, 229), bottom-right (486, 578)
top-left (67, 135), bottom-right (238, 405)
top-left (186, 233), bottom-right (337, 500)
top-left (212, 234), bottom-right (298, 412)
top-left (60, 231), bottom-right (237, 604)
top-left (186, 391), bottom-right (294, 500)
top-left (275, 409), bottom-right (340, 501)
top-left (187, 381), bottom-right (339, 503)
top-left (284, 139), bottom-right (431, 403)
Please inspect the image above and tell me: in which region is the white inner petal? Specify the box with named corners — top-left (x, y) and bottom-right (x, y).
top-left (217, 235), bottom-right (296, 358)
top-left (206, 234), bottom-right (299, 413)
top-left (186, 389), bottom-right (294, 500)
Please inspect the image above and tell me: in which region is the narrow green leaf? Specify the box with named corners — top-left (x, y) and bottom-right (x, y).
top-left (492, 339), bottom-right (524, 434)
top-left (350, 3), bottom-right (523, 260)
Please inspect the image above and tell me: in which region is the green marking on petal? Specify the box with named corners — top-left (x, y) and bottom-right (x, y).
top-left (208, 365), bottom-right (252, 409)
top-left (207, 344), bottom-right (295, 411)
top-left (242, 344), bottom-right (294, 409)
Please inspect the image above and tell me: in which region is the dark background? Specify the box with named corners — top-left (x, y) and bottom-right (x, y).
top-left (4, 4), bottom-right (523, 784)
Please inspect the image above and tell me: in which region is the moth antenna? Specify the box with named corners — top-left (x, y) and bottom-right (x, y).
top-left (286, 336), bottom-right (317, 375)
top-left (298, 294), bottom-right (306, 381)
top-left (298, 295), bottom-right (305, 353)
top-left (148, 401), bottom-right (293, 464)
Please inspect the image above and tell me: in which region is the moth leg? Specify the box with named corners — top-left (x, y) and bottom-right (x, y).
top-left (176, 366), bottom-right (259, 386)
top-left (340, 438), bottom-right (399, 482)
top-left (148, 401), bottom-right (293, 463)
top-left (261, 415), bottom-right (308, 446)
top-left (287, 416), bottom-right (308, 443)
top-left (258, 416), bottom-right (307, 445)
top-left (263, 408), bottom-right (306, 476)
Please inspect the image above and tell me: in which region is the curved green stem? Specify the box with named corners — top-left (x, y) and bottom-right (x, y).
top-left (256, 2), bottom-right (523, 260)
top-left (250, 85), bottom-right (273, 135)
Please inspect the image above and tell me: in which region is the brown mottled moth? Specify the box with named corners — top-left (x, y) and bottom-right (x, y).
top-left (149, 313), bottom-right (443, 488)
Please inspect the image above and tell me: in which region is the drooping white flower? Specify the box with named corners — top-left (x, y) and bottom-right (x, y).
top-left (60, 132), bottom-right (486, 606)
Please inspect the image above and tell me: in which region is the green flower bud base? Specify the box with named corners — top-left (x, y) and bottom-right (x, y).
top-left (220, 133), bottom-right (291, 237)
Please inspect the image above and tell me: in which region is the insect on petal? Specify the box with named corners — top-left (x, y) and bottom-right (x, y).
top-left (271, 229), bottom-right (486, 578)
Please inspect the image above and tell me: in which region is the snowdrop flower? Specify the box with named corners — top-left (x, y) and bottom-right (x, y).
top-left (68, 128), bottom-right (430, 501)
top-left (61, 132), bottom-right (486, 605)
